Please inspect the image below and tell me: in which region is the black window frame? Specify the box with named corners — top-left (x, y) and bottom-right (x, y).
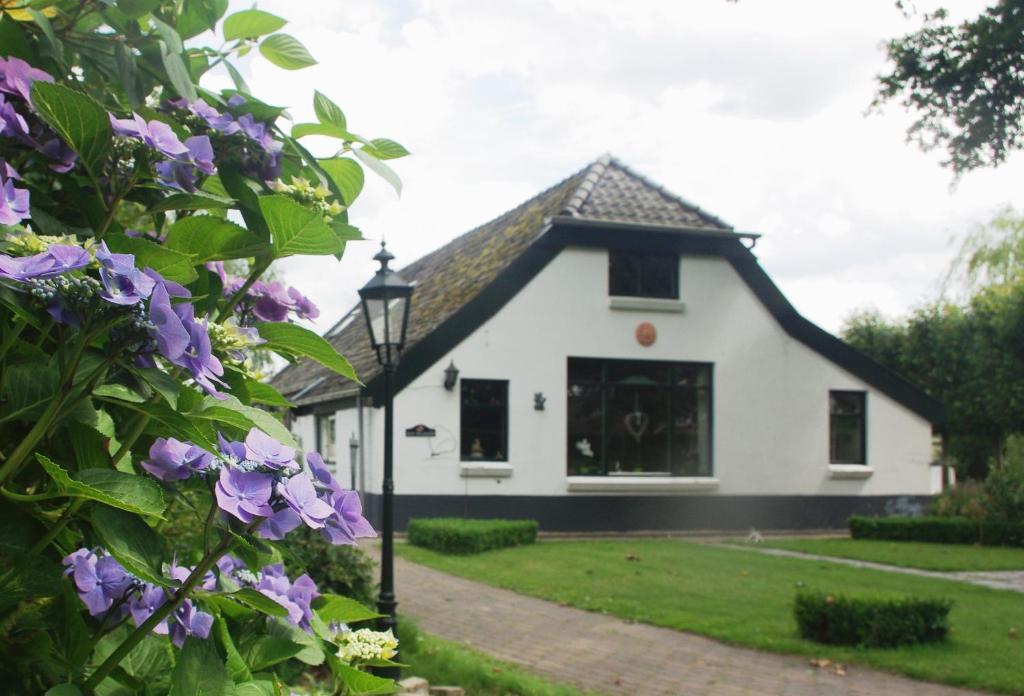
top-left (829, 390), bottom-right (866, 465)
top-left (567, 357), bottom-right (713, 477)
top-left (608, 249), bottom-right (680, 299)
top-left (460, 379), bottom-right (509, 462)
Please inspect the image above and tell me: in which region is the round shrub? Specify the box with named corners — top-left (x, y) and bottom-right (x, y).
top-left (794, 591), bottom-right (953, 648)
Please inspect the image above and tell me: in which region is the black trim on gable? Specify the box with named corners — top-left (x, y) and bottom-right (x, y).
top-left (362, 220), bottom-right (944, 425)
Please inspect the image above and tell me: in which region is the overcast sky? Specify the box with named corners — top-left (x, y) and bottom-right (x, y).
top-left (214, 0), bottom-right (1024, 335)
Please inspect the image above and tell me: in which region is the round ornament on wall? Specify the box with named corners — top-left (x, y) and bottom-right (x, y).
top-left (635, 321), bottom-right (657, 347)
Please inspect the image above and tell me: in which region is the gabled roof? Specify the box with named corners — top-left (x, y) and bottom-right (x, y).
top-left (270, 155), bottom-right (944, 424)
top-left (270, 155), bottom-right (731, 404)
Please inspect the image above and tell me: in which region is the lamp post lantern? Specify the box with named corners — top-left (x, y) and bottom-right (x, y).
top-left (358, 241), bottom-right (413, 678)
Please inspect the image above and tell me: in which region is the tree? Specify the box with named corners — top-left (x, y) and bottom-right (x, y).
top-left (844, 210), bottom-right (1024, 479)
top-left (0, 2), bottom-right (408, 693)
top-left (875, 0), bottom-right (1024, 176)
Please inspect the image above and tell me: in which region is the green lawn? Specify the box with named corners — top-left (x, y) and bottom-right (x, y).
top-left (758, 537), bottom-right (1024, 572)
top-left (397, 618), bottom-right (599, 696)
top-left (397, 540), bottom-right (1024, 695)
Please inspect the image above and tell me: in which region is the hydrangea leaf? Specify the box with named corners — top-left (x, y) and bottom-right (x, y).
top-left (36, 454), bottom-right (166, 518)
top-left (259, 194), bottom-right (344, 258)
top-left (30, 82), bottom-right (111, 178)
top-left (90, 505), bottom-right (167, 587)
top-left (169, 636), bottom-right (233, 696)
top-left (223, 9), bottom-right (286, 41)
top-left (259, 33), bottom-right (316, 70)
top-left (164, 215), bottom-right (269, 262)
top-left (313, 593), bottom-right (383, 624)
top-left (104, 234), bottom-right (199, 284)
top-left (318, 157), bottom-right (364, 207)
top-left (254, 321), bottom-right (358, 384)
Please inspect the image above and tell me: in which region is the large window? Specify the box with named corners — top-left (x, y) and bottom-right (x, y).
top-left (568, 358), bottom-right (711, 476)
top-left (608, 250), bottom-right (679, 299)
top-left (316, 414), bottom-right (336, 464)
top-left (461, 379), bottom-right (508, 461)
top-left (830, 391), bottom-right (866, 464)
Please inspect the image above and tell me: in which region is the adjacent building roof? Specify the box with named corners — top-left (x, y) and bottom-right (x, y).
top-left (270, 155), bottom-right (944, 424)
top-left (270, 155), bottom-right (732, 405)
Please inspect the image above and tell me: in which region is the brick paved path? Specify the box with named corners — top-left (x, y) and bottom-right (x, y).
top-left (395, 556), bottom-right (988, 696)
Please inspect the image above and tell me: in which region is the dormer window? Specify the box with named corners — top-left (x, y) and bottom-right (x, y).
top-left (609, 250), bottom-right (678, 299)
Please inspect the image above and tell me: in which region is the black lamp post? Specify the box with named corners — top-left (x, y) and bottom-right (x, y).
top-left (358, 241), bottom-right (413, 676)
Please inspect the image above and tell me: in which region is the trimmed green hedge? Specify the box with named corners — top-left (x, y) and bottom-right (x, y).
top-left (794, 591), bottom-right (953, 648)
top-left (849, 515), bottom-right (1024, 547)
top-left (407, 518), bottom-right (539, 554)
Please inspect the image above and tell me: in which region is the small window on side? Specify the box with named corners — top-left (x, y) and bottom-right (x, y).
top-left (461, 379), bottom-right (508, 461)
top-left (316, 413), bottom-right (337, 464)
top-left (609, 250), bottom-right (679, 299)
top-left (830, 391), bottom-right (865, 464)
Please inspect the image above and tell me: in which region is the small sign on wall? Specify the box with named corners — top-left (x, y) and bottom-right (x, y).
top-left (405, 424), bottom-right (437, 438)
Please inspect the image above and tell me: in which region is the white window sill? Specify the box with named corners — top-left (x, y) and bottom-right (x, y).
top-left (460, 462), bottom-right (513, 478)
top-left (828, 464), bottom-right (874, 480)
top-left (566, 476), bottom-right (719, 492)
top-left (609, 296), bottom-right (686, 313)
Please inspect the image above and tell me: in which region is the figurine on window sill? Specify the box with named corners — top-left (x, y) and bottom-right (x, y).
top-left (469, 438), bottom-right (485, 459)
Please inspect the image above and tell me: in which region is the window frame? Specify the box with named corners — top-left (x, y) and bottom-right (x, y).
top-left (829, 390), bottom-right (867, 465)
top-left (567, 357), bottom-right (713, 477)
top-left (459, 378), bottom-right (509, 463)
top-left (608, 249), bottom-right (680, 300)
top-left (315, 413), bottom-right (337, 465)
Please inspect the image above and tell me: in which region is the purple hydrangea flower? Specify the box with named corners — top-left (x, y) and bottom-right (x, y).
top-left (216, 554), bottom-right (246, 578)
top-left (64, 550), bottom-right (133, 617)
top-left (250, 281), bottom-right (294, 322)
top-left (244, 428), bottom-right (296, 470)
top-left (258, 506), bottom-right (302, 540)
top-left (278, 472), bottom-right (335, 530)
top-left (1, 55), bottom-right (54, 102)
top-left (215, 466), bottom-right (274, 522)
top-left (142, 437), bottom-right (213, 481)
top-left (95, 241), bottom-right (157, 306)
top-left (129, 582), bottom-right (168, 631)
top-left (321, 488), bottom-right (376, 546)
top-left (39, 137), bottom-right (77, 173)
top-left (288, 287), bottom-right (320, 320)
top-left (0, 94), bottom-right (28, 138)
top-left (255, 566), bottom-right (304, 626)
top-left (0, 159), bottom-right (29, 226)
top-left (110, 113), bottom-right (190, 159)
top-left (154, 135), bottom-right (216, 192)
top-left (306, 451), bottom-right (338, 490)
top-left (185, 135), bottom-right (215, 175)
top-left (0, 244), bottom-right (91, 282)
top-left (286, 573), bottom-right (319, 631)
top-left (217, 432), bottom-right (248, 463)
top-left (169, 599), bottom-right (213, 647)
top-left (148, 278), bottom-right (227, 398)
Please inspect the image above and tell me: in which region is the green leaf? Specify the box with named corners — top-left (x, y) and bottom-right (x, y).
top-left (45, 686), bottom-right (83, 696)
top-left (0, 363), bottom-right (58, 424)
top-left (169, 637), bottom-right (233, 696)
top-left (148, 191), bottom-right (235, 213)
top-left (227, 588), bottom-right (288, 617)
top-left (90, 506), bottom-right (166, 586)
top-left (225, 60), bottom-right (250, 93)
top-left (353, 146), bottom-right (402, 196)
top-left (133, 367), bottom-right (180, 409)
top-left (334, 662), bottom-right (398, 695)
top-left (255, 321), bottom-right (359, 384)
top-left (165, 216), bottom-right (269, 262)
top-left (150, 15), bottom-right (184, 54)
top-left (219, 163), bottom-right (270, 239)
top-left (223, 9), bottom-right (286, 41)
top-left (177, 0), bottom-right (229, 40)
top-left (36, 454), bottom-right (165, 517)
top-left (190, 394), bottom-right (296, 447)
top-left (93, 383), bottom-right (147, 404)
top-left (30, 82), bottom-right (111, 177)
top-left (318, 158), bottom-right (364, 206)
top-left (104, 234), bottom-right (198, 284)
top-left (160, 42), bottom-right (198, 102)
top-left (53, 585), bottom-right (92, 676)
top-left (291, 122), bottom-right (349, 140)
top-left (259, 33), bottom-right (317, 70)
top-left (259, 194), bottom-right (345, 258)
top-left (233, 682), bottom-right (277, 696)
top-left (242, 634), bottom-right (304, 671)
top-left (313, 594), bottom-right (383, 624)
top-left (364, 138), bottom-right (410, 161)
top-left (117, 0), bottom-right (160, 19)
top-left (266, 619), bottom-right (324, 665)
top-left (211, 615), bottom-right (252, 682)
top-left (313, 90), bottom-right (346, 129)
top-left (0, 554), bottom-right (61, 614)
top-left (28, 8), bottom-right (63, 62)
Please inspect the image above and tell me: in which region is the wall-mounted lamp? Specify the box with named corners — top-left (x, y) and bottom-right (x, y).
top-left (443, 360), bottom-right (459, 391)
top-left (534, 392), bottom-right (546, 411)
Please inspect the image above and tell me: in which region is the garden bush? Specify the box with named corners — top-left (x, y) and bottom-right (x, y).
top-left (849, 515), bottom-right (1024, 547)
top-left (794, 591), bottom-right (953, 648)
top-left (0, 2), bottom-right (409, 693)
top-left (407, 518), bottom-right (539, 554)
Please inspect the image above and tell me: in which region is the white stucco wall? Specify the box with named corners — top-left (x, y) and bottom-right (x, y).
top-left (298, 247), bottom-right (934, 499)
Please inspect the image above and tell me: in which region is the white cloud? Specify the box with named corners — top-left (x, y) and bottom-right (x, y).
top-left (213, 0), bottom-right (1022, 335)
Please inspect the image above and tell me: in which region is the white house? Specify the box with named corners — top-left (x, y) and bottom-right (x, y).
top-left (271, 156), bottom-right (943, 532)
